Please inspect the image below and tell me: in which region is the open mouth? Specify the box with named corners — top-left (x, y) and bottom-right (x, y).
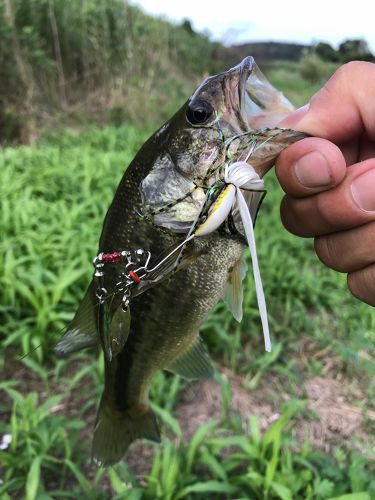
top-left (238, 56), bottom-right (295, 129)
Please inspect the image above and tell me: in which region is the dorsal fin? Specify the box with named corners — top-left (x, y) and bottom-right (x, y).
top-left (224, 254), bottom-right (247, 322)
top-left (55, 281), bottom-right (98, 354)
top-left (165, 335), bottom-right (214, 380)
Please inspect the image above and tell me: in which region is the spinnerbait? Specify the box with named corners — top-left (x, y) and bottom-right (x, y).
top-left (93, 236), bottom-right (195, 362)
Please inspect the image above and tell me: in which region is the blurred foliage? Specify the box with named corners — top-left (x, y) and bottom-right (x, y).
top-left (312, 39), bottom-right (374, 65)
top-left (298, 53), bottom-right (339, 84)
top-left (220, 41), bottom-right (308, 71)
top-left (338, 39), bottom-right (375, 63)
top-left (314, 42), bottom-right (341, 63)
top-left (2, 371), bottom-right (374, 499)
top-left (265, 60), bottom-right (334, 106)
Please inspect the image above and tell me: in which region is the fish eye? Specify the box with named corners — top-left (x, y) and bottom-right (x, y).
top-left (186, 99), bottom-right (213, 125)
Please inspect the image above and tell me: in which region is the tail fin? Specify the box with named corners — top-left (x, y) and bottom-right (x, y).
top-left (92, 400), bottom-right (161, 466)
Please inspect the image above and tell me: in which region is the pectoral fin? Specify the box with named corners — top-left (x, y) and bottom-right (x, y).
top-left (165, 335), bottom-right (214, 380)
top-left (55, 282), bottom-right (98, 354)
top-left (224, 254), bottom-right (247, 322)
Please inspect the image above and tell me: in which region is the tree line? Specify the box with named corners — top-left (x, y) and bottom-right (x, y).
top-left (0, 0), bottom-right (222, 143)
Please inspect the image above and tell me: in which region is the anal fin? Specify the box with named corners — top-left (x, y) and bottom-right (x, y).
top-left (224, 253), bottom-right (247, 322)
top-left (165, 335), bottom-right (214, 380)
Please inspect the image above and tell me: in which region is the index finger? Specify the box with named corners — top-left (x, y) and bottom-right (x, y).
top-left (281, 61), bottom-right (375, 143)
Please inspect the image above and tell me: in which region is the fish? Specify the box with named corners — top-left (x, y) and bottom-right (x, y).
top-left (56, 56), bottom-right (307, 466)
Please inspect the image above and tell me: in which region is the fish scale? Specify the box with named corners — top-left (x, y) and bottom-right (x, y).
top-left (56, 56), bottom-right (307, 466)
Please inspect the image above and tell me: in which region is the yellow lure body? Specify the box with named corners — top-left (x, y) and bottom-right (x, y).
top-left (195, 184), bottom-right (236, 236)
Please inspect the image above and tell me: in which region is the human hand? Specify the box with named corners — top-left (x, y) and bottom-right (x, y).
top-left (275, 61), bottom-right (375, 306)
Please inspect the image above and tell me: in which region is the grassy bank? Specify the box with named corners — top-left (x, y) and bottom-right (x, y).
top-left (1, 124), bottom-right (374, 498)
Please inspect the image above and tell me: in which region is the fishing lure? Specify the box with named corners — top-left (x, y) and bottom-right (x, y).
top-left (93, 238), bottom-right (195, 361)
top-left (193, 160), bottom-right (271, 351)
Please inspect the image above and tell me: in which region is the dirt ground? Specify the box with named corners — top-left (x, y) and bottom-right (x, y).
top-left (175, 373), bottom-right (374, 447)
top-left (125, 365), bottom-right (375, 478)
top-left (3, 347), bottom-right (374, 482)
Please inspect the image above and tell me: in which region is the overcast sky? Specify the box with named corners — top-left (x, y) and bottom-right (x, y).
top-left (133, 0), bottom-right (375, 53)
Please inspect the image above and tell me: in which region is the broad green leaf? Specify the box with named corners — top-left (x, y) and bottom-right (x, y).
top-left (186, 420), bottom-right (218, 472)
top-left (200, 449), bottom-right (227, 481)
top-left (151, 404), bottom-right (181, 438)
top-left (25, 456), bottom-right (41, 500)
top-left (249, 414), bottom-right (261, 446)
top-left (108, 468), bottom-right (127, 494)
top-left (270, 481), bottom-right (293, 500)
top-left (327, 494), bottom-right (370, 500)
top-left (64, 459), bottom-right (91, 494)
top-left (176, 480), bottom-right (237, 498)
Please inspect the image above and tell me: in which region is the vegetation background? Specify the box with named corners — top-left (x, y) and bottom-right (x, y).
top-left (0, 0), bottom-right (374, 498)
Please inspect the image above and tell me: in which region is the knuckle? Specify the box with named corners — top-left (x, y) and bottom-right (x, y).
top-left (336, 61), bottom-right (358, 77)
top-left (310, 62), bottom-right (368, 108)
top-left (314, 236), bottom-right (346, 272)
top-left (280, 196), bottom-right (295, 232)
top-left (348, 266), bottom-right (375, 306)
top-left (347, 272), bottom-right (360, 299)
top-left (280, 196), bottom-right (304, 236)
top-left (315, 188), bottom-right (353, 231)
top-left (331, 61), bottom-right (364, 85)
top-left (315, 193), bottom-right (335, 229)
top-left (328, 62), bottom-right (375, 98)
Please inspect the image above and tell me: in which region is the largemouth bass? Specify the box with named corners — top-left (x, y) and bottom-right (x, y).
top-left (56, 57), bottom-right (306, 466)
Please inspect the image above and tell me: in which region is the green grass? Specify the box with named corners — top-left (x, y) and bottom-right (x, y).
top-left (1, 123), bottom-right (374, 498)
top-left (266, 60), bottom-right (340, 107)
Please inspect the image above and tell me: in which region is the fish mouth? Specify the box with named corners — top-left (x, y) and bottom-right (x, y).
top-left (238, 56), bottom-right (295, 130)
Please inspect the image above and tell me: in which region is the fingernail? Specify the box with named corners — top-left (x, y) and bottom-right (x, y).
top-left (294, 151), bottom-right (332, 188)
top-left (351, 169), bottom-right (375, 211)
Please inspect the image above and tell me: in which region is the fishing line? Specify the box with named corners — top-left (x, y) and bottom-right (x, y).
top-left (213, 110), bottom-right (225, 143)
top-left (18, 343), bottom-right (43, 360)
